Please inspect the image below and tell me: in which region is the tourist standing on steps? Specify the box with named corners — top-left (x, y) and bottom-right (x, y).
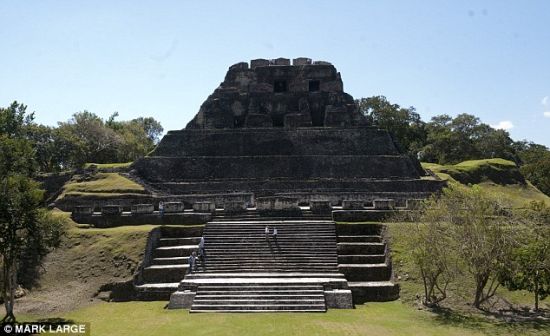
top-left (188, 251), bottom-right (197, 273)
top-left (199, 237), bottom-right (204, 260)
top-left (272, 227), bottom-right (277, 240)
top-left (265, 226), bottom-right (269, 240)
top-left (159, 201), bottom-right (165, 217)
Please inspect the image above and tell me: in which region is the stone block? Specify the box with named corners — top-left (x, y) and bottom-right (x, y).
top-left (131, 204), bottom-right (154, 214)
top-left (193, 201), bottom-right (216, 213)
top-left (313, 60), bottom-right (332, 65)
top-left (292, 57), bottom-right (312, 65)
top-left (284, 113), bottom-right (312, 129)
top-left (310, 200), bottom-right (332, 214)
top-left (324, 106), bottom-right (351, 127)
top-left (406, 199), bottom-right (424, 210)
top-left (167, 290), bottom-right (195, 309)
top-left (271, 57), bottom-right (290, 66)
top-left (324, 289), bottom-right (353, 309)
top-left (224, 201), bottom-right (247, 213)
top-left (72, 206), bottom-right (93, 216)
top-left (249, 83), bottom-right (273, 93)
top-left (245, 114), bottom-right (273, 128)
top-left (101, 205), bottom-right (122, 216)
top-left (250, 58), bottom-right (270, 69)
top-left (256, 196), bottom-right (298, 211)
top-left (229, 62), bottom-right (249, 71)
top-left (164, 202), bottom-right (185, 213)
top-left (342, 200), bottom-right (364, 210)
top-left (374, 199), bottom-right (395, 210)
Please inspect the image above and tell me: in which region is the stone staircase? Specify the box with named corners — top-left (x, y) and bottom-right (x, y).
top-left (134, 226), bottom-right (203, 300)
top-left (336, 223), bottom-right (399, 302)
top-left (169, 219), bottom-right (352, 312)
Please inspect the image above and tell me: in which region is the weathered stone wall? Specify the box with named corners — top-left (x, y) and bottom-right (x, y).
top-left (185, 59), bottom-right (365, 130)
top-left (134, 155), bottom-right (420, 182)
top-left (150, 127), bottom-right (399, 157)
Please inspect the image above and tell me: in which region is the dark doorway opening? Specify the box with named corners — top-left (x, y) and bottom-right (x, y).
top-left (274, 80), bottom-right (287, 93)
top-left (309, 80), bottom-right (320, 92)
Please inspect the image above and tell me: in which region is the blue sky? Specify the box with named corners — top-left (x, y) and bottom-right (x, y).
top-left (1, 1), bottom-right (549, 146)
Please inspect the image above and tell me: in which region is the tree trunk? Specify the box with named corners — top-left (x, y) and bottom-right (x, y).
top-left (1, 260), bottom-right (16, 322)
top-left (534, 276), bottom-right (539, 312)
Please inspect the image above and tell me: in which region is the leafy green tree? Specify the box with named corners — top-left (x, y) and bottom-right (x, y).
top-left (501, 202), bottom-right (550, 311)
top-left (422, 113), bottom-right (518, 164)
top-left (401, 185), bottom-right (517, 309)
top-left (398, 199), bottom-right (459, 306)
top-left (0, 102), bottom-right (64, 322)
top-left (356, 96), bottom-right (427, 154)
top-left (515, 142), bottom-right (550, 196)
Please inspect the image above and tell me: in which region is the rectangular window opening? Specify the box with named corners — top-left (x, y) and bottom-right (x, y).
top-left (274, 80), bottom-right (287, 93)
top-left (309, 80), bottom-right (320, 92)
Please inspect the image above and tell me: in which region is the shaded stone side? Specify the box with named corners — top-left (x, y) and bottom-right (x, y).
top-left (134, 155), bottom-right (421, 182)
top-left (149, 127), bottom-right (400, 157)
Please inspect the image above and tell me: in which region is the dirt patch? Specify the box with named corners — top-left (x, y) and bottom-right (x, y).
top-left (14, 224), bottom-right (151, 316)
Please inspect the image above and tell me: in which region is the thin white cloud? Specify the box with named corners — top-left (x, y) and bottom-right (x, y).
top-left (491, 120), bottom-right (514, 130)
top-left (544, 111), bottom-right (550, 118)
top-left (542, 96), bottom-right (549, 106)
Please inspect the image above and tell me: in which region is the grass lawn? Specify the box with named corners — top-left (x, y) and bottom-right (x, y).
top-left (18, 300), bottom-right (549, 336)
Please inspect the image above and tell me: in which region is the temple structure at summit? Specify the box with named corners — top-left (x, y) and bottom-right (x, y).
top-left (133, 57), bottom-right (443, 206)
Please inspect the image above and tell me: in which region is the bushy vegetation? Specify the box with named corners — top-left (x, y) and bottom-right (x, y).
top-left (358, 96), bottom-right (550, 196)
top-left (2, 101), bottom-right (163, 172)
top-left (397, 186), bottom-right (550, 311)
top-left (0, 103), bottom-right (66, 322)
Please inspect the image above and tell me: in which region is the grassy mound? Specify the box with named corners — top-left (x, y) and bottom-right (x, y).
top-left (422, 158), bottom-right (525, 185)
top-left (57, 173), bottom-right (148, 200)
top-left (423, 159), bottom-right (549, 207)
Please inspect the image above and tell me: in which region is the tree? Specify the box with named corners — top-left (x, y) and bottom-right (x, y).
top-left (451, 186), bottom-right (516, 308)
top-left (401, 185), bottom-right (517, 309)
top-left (422, 113), bottom-right (518, 164)
top-left (399, 198), bottom-right (459, 306)
top-left (356, 96), bottom-right (427, 155)
top-left (0, 102), bottom-right (64, 322)
top-left (500, 202), bottom-right (550, 311)
top-left (517, 142), bottom-right (550, 196)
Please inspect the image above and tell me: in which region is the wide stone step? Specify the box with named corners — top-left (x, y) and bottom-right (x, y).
top-left (193, 299), bottom-right (325, 305)
top-left (337, 242), bottom-right (385, 255)
top-left (338, 255), bottom-right (385, 264)
top-left (338, 264), bottom-right (392, 281)
top-left (337, 235), bottom-right (382, 243)
top-left (347, 281), bottom-right (400, 303)
top-left (197, 286), bottom-right (323, 297)
top-left (142, 265), bottom-right (188, 283)
top-left (134, 282), bottom-right (179, 301)
top-left (154, 245), bottom-right (199, 258)
top-left (184, 272), bottom-right (346, 280)
top-left (197, 286), bottom-right (324, 291)
top-left (152, 257), bottom-right (190, 265)
top-left (158, 237), bottom-right (201, 246)
top-left (190, 304), bottom-right (326, 312)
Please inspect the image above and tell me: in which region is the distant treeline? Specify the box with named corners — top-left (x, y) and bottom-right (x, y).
top-left (357, 96), bottom-right (550, 196)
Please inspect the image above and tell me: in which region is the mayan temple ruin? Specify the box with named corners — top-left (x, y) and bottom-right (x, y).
top-left (133, 57), bottom-right (443, 203)
top-left (72, 58), bottom-right (445, 312)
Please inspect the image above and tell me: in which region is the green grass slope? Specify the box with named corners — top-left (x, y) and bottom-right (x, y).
top-left (422, 158), bottom-right (550, 208)
top-left (56, 172), bottom-right (149, 201)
